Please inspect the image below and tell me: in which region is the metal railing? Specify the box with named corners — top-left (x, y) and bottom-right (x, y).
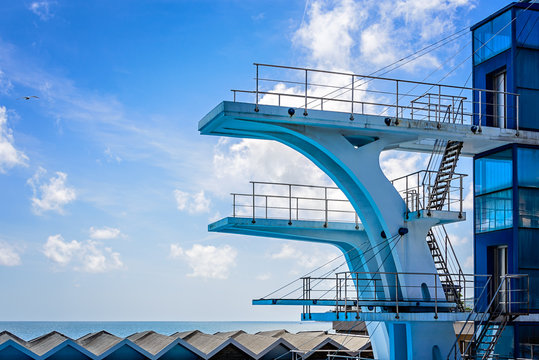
top-left (448, 274), bottom-right (530, 360)
top-left (231, 63), bottom-right (520, 131)
top-left (231, 181), bottom-right (360, 227)
top-left (290, 350), bottom-right (375, 360)
top-left (289, 272), bottom-right (491, 320)
top-left (230, 174), bottom-right (466, 225)
top-left (390, 170), bottom-right (466, 217)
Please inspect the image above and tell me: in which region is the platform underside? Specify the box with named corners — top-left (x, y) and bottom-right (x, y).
top-left (199, 101), bottom-right (539, 156)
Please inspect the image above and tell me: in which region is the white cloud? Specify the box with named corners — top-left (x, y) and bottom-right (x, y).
top-left (27, 167), bottom-right (76, 215)
top-left (0, 106), bottom-right (28, 173)
top-left (270, 243), bottom-right (339, 270)
top-left (0, 71), bottom-right (13, 95)
top-left (294, 0), bottom-right (474, 75)
top-left (28, 1), bottom-right (55, 21)
top-left (462, 182), bottom-right (473, 211)
top-left (0, 242), bottom-right (22, 266)
top-left (43, 234), bottom-right (124, 273)
top-left (463, 255), bottom-right (473, 271)
top-left (380, 150), bottom-right (429, 180)
top-left (170, 243), bottom-right (237, 279)
top-left (89, 226), bottom-right (122, 240)
top-left (256, 273), bottom-right (272, 281)
top-left (447, 232), bottom-right (469, 246)
top-left (174, 189), bottom-right (211, 214)
top-left (43, 234), bottom-right (81, 265)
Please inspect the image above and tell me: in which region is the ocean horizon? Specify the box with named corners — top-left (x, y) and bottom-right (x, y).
top-left (0, 321), bottom-right (333, 341)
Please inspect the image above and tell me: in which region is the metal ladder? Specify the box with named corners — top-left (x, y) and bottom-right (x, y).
top-left (473, 315), bottom-right (511, 360)
top-left (427, 140), bottom-right (464, 210)
top-left (424, 140), bottom-right (465, 311)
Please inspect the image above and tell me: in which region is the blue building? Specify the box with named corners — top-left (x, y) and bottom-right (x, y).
top-left (199, 2), bottom-right (539, 359)
top-left (472, 2), bottom-right (539, 358)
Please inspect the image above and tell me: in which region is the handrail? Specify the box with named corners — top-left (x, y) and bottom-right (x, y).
top-left (240, 63), bottom-right (521, 133)
top-left (253, 63), bottom-right (520, 96)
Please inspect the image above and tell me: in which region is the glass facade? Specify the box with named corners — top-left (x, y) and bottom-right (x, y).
top-left (473, 10), bottom-right (512, 65)
top-left (475, 149), bottom-right (513, 233)
top-left (518, 148), bottom-right (539, 188)
top-left (516, 9), bottom-right (539, 48)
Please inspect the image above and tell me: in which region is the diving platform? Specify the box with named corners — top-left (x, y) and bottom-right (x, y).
top-left (199, 63), bottom-right (534, 359)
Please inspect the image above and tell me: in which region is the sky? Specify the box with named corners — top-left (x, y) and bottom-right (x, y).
top-left (0, 0), bottom-right (515, 322)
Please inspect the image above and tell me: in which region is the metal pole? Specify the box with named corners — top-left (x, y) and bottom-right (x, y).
top-left (304, 69), bottom-right (308, 116)
top-left (233, 194), bottom-right (236, 217)
top-left (255, 64), bottom-right (259, 112)
top-left (428, 94), bottom-right (431, 122)
top-left (324, 187), bottom-right (328, 228)
top-left (395, 273), bottom-right (399, 319)
top-left (406, 176), bottom-right (409, 218)
top-left (278, 94), bottom-right (281, 107)
top-left (321, 98), bottom-right (323, 110)
top-left (252, 183), bottom-right (256, 223)
top-left (345, 275), bottom-right (348, 319)
top-left (296, 198), bottom-right (299, 220)
top-left (233, 90), bottom-right (236, 102)
top-left (350, 75), bottom-right (355, 121)
top-left (459, 176), bottom-right (463, 218)
top-left (396, 80), bottom-right (399, 122)
top-left (336, 276), bottom-right (339, 318)
top-left (479, 91), bottom-right (482, 131)
top-left (438, 85), bottom-right (442, 125)
top-left (288, 184), bottom-right (292, 225)
top-left (265, 195), bottom-right (268, 219)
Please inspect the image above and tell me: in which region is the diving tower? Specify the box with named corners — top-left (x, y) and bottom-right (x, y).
top-left (199, 3), bottom-right (539, 358)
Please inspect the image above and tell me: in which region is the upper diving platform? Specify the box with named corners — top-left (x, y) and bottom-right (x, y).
top-left (199, 64), bottom-right (539, 156)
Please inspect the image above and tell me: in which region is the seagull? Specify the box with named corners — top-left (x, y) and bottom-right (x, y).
top-left (18, 96), bottom-right (39, 100)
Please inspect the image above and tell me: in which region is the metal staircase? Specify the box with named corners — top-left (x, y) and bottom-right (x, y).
top-left (448, 274), bottom-right (529, 360)
top-left (424, 139), bottom-right (465, 311)
top-left (427, 140), bottom-right (464, 211)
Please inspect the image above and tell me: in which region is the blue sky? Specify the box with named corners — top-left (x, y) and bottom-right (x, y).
top-left (0, 0), bottom-right (512, 321)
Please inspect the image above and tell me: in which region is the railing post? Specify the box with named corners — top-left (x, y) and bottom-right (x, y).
top-left (296, 197), bottom-right (299, 220)
top-left (345, 275), bottom-right (348, 319)
top-left (233, 194), bottom-right (236, 218)
top-left (459, 176), bottom-right (463, 218)
top-left (395, 273), bottom-right (400, 319)
top-left (304, 69), bottom-right (308, 116)
top-left (278, 94), bottom-right (281, 107)
top-left (396, 80), bottom-right (399, 122)
top-left (405, 175), bottom-right (409, 219)
top-left (355, 212), bottom-right (359, 230)
top-left (233, 90), bottom-right (236, 102)
top-left (428, 93), bottom-right (431, 122)
top-left (324, 187), bottom-right (328, 228)
top-left (321, 98), bottom-right (323, 111)
top-left (265, 195), bottom-right (268, 219)
top-left (288, 184), bottom-right (292, 225)
top-left (461, 99), bottom-right (464, 124)
top-left (478, 91), bottom-right (482, 131)
top-left (255, 64), bottom-right (259, 112)
top-left (336, 276), bottom-right (339, 318)
top-left (252, 182), bottom-right (256, 223)
top-left (438, 85), bottom-right (442, 125)
top-left (350, 75), bottom-right (355, 121)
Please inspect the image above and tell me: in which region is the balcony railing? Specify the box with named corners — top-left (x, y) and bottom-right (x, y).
top-left (231, 63), bottom-right (521, 132)
top-left (230, 175), bottom-right (465, 225)
top-left (390, 170), bottom-right (467, 218)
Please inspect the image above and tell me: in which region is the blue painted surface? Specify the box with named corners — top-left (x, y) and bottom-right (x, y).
top-left (157, 344), bottom-right (201, 360)
top-left (46, 345), bottom-right (92, 360)
top-left (0, 345), bottom-right (33, 360)
top-left (473, 5), bottom-right (539, 356)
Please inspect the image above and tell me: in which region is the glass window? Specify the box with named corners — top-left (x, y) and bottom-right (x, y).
top-left (519, 188), bottom-right (539, 228)
top-left (473, 10), bottom-right (512, 65)
top-left (475, 189), bottom-right (513, 233)
top-left (518, 148), bottom-right (539, 188)
top-left (475, 149), bottom-right (513, 195)
top-left (516, 9), bottom-right (539, 48)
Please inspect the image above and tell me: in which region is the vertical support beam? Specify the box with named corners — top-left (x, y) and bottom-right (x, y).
top-left (324, 187), bottom-right (328, 228)
top-left (304, 69), bottom-right (308, 116)
top-left (435, 273), bottom-right (438, 319)
top-left (255, 64), bottom-right (259, 112)
top-left (252, 182), bottom-right (256, 223)
top-left (395, 273), bottom-right (400, 319)
top-left (350, 75), bottom-right (355, 121)
top-left (233, 194), bottom-right (236, 218)
top-left (288, 184), bottom-right (292, 225)
top-left (479, 91), bottom-right (482, 131)
top-left (395, 80), bottom-right (399, 123)
top-left (516, 94), bottom-right (520, 135)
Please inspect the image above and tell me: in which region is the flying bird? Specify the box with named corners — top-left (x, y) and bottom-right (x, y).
top-left (18, 96), bottom-right (39, 100)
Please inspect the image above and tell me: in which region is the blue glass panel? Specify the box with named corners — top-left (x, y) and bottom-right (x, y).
top-left (475, 189), bottom-right (513, 233)
top-left (519, 188), bottom-right (539, 228)
top-left (516, 9), bottom-right (539, 48)
top-left (518, 148), bottom-right (539, 187)
top-left (475, 149), bottom-right (513, 195)
top-left (473, 10), bottom-right (512, 65)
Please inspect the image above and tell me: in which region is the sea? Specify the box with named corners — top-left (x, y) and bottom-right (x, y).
top-left (0, 321), bottom-right (333, 341)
